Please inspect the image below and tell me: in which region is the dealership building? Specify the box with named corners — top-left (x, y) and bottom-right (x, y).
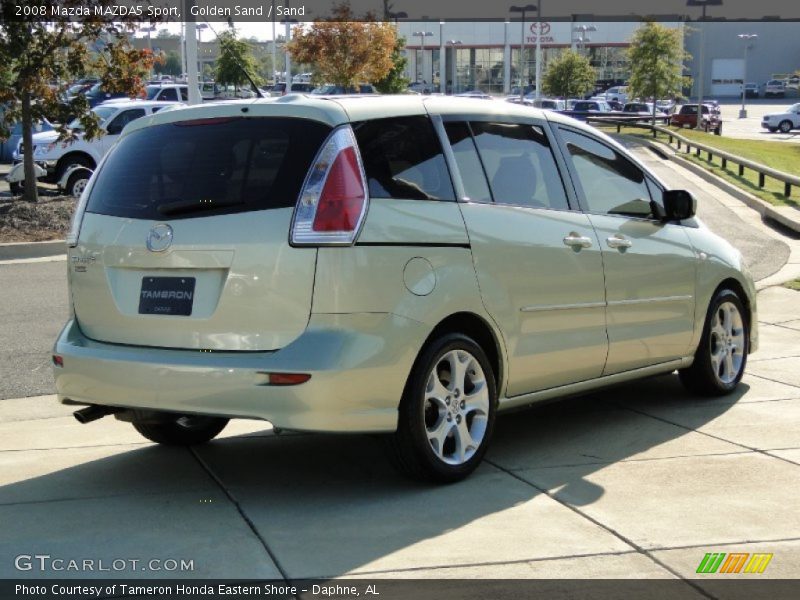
top-left (397, 20), bottom-right (799, 97)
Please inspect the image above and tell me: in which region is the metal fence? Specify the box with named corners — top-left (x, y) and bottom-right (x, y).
top-left (587, 117), bottom-right (800, 199)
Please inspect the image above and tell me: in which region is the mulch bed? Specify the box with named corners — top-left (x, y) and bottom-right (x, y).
top-left (0, 196), bottom-right (76, 243)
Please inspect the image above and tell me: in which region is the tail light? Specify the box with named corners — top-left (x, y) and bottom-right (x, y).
top-left (291, 125), bottom-right (368, 246)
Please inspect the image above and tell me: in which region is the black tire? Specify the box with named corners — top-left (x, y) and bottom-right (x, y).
top-left (714, 124), bottom-right (722, 136)
top-left (65, 170), bottom-right (90, 198)
top-left (9, 181), bottom-right (21, 195)
top-left (679, 289), bottom-right (749, 397)
top-left (387, 333), bottom-right (497, 483)
top-left (779, 120), bottom-right (793, 133)
top-left (768, 127), bottom-right (778, 133)
top-left (133, 414), bottom-right (229, 445)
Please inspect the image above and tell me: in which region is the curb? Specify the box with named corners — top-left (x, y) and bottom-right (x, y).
top-left (0, 239), bottom-right (66, 260)
top-left (636, 137), bottom-right (800, 234)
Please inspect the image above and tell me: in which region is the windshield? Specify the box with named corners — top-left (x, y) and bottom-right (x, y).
top-left (145, 86), bottom-right (162, 100)
top-left (790, 104), bottom-right (800, 112)
top-left (68, 106), bottom-right (117, 130)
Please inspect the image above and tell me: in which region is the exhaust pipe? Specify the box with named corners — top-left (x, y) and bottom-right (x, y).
top-left (73, 405), bottom-right (118, 424)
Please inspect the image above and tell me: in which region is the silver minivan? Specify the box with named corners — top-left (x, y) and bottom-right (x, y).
top-left (54, 96), bottom-right (757, 482)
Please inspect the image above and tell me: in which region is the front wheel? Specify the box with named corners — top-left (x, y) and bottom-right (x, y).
top-left (65, 170), bottom-right (90, 198)
top-left (133, 414), bottom-right (229, 445)
top-left (779, 120), bottom-right (793, 133)
top-left (387, 334), bottom-right (497, 483)
top-left (679, 289), bottom-right (749, 396)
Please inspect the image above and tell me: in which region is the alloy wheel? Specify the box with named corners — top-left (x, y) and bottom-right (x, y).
top-left (423, 349), bottom-right (490, 465)
top-left (708, 301), bottom-right (745, 385)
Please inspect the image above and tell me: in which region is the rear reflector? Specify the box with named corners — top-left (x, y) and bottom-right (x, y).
top-left (52, 355), bottom-right (64, 368)
top-left (267, 373), bottom-right (312, 386)
top-left (290, 125), bottom-right (368, 246)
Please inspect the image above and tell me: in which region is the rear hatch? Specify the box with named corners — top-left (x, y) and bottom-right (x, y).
top-left (71, 115), bottom-right (332, 351)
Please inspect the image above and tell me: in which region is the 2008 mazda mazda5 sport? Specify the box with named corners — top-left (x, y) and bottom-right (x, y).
top-left (53, 95), bottom-right (757, 482)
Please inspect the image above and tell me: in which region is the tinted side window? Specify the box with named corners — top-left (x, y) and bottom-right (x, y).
top-left (470, 122), bottom-right (569, 210)
top-left (443, 122), bottom-right (491, 202)
top-left (160, 88), bottom-right (179, 101)
top-left (106, 109), bottom-right (146, 135)
top-left (560, 129), bottom-right (653, 217)
top-left (180, 88), bottom-right (188, 101)
top-left (353, 116), bottom-right (454, 201)
top-left (87, 117), bottom-right (331, 220)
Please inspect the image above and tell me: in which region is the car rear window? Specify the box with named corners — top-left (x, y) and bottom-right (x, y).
top-left (353, 116), bottom-right (455, 201)
top-left (86, 117), bottom-right (331, 220)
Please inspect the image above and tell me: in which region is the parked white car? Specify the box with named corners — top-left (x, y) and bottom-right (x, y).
top-left (761, 103), bottom-right (800, 133)
top-left (11, 100), bottom-right (179, 196)
top-left (604, 86), bottom-right (629, 104)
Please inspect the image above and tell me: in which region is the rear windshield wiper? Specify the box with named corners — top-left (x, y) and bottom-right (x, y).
top-left (157, 198), bottom-right (245, 217)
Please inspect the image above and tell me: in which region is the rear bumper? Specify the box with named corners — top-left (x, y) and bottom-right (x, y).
top-left (53, 313), bottom-right (430, 433)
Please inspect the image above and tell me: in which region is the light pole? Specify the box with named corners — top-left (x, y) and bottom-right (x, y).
top-left (509, 4), bottom-right (538, 101)
top-left (412, 30), bottom-right (434, 85)
top-left (271, 0), bottom-right (277, 84)
top-left (140, 26), bottom-right (156, 77)
top-left (448, 40), bottom-right (462, 94)
top-left (572, 25), bottom-right (596, 55)
top-left (738, 33), bottom-right (757, 119)
top-left (687, 0), bottom-right (723, 129)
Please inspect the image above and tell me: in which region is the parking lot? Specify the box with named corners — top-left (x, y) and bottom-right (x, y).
top-left (705, 99), bottom-right (800, 143)
top-left (1, 142), bottom-right (799, 592)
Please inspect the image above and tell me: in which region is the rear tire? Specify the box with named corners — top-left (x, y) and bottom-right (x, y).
top-left (133, 415), bottom-right (228, 445)
top-left (9, 181), bottom-right (21, 195)
top-left (679, 289), bottom-right (749, 396)
top-left (387, 333), bottom-right (497, 483)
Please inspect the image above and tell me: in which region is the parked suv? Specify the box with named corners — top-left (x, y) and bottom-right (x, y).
top-left (54, 96), bottom-right (757, 482)
top-left (764, 80), bottom-right (786, 98)
top-left (671, 104), bottom-right (722, 135)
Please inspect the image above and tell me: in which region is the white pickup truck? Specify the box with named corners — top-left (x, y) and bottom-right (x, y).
top-left (7, 100), bottom-right (180, 196)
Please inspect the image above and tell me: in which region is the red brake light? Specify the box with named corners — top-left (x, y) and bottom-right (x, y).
top-left (291, 125), bottom-right (369, 246)
top-left (312, 147), bottom-right (366, 232)
top-left (268, 373), bottom-right (311, 386)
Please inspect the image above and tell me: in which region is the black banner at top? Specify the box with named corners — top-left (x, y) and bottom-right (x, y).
top-left (1, 0), bottom-right (799, 23)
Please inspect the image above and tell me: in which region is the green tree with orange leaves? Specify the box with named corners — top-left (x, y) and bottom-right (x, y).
top-left (287, 2), bottom-right (396, 89)
top-left (0, 1), bottom-right (156, 202)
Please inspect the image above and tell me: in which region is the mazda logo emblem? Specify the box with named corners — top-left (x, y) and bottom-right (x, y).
top-left (146, 223), bottom-right (173, 252)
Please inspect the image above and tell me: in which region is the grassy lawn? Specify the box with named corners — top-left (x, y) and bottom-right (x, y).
top-left (784, 278), bottom-right (800, 292)
top-left (602, 125), bottom-right (800, 211)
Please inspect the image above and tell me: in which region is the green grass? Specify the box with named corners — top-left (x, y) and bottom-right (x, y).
top-left (602, 125), bottom-right (800, 211)
top-left (784, 278), bottom-right (800, 292)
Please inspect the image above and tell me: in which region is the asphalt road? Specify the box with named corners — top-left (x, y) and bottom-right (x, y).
top-left (0, 146), bottom-right (792, 401)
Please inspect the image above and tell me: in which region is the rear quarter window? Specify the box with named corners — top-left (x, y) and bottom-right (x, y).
top-left (353, 116), bottom-right (455, 201)
top-left (86, 117), bottom-right (331, 220)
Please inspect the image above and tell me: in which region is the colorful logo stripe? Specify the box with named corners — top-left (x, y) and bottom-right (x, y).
top-left (696, 552), bottom-right (773, 574)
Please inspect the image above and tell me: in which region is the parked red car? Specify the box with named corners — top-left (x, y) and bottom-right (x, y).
top-left (672, 104), bottom-right (722, 135)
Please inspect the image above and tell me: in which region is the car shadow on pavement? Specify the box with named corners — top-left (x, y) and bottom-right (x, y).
top-left (0, 373), bottom-right (744, 579)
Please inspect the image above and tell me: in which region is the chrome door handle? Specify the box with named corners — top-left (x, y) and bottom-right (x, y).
top-left (563, 233), bottom-right (593, 249)
top-left (606, 235), bottom-right (633, 249)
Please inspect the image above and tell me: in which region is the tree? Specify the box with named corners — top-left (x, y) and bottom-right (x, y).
top-left (161, 51), bottom-right (183, 77)
top-left (373, 36), bottom-right (409, 93)
top-left (215, 30), bottom-right (261, 88)
top-left (287, 2), bottom-right (396, 89)
top-left (542, 50), bottom-right (595, 99)
top-left (627, 21), bottom-right (691, 125)
top-left (0, 2), bottom-right (154, 202)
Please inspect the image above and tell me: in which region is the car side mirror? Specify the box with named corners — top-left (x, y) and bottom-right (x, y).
top-left (662, 190), bottom-right (696, 221)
